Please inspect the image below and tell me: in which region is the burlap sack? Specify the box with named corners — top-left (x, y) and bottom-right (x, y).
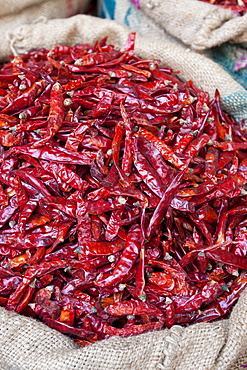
top-left (0, 0), bottom-right (90, 38)
top-left (0, 14), bottom-right (247, 370)
top-left (114, 0), bottom-right (247, 50)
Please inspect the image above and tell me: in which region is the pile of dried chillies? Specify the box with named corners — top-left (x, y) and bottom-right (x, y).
top-left (0, 33), bottom-right (247, 345)
top-left (200, 0), bottom-right (247, 15)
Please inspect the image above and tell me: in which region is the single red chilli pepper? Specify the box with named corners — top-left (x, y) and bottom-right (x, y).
top-left (76, 51), bottom-right (120, 67)
top-left (133, 138), bottom-right (164, 198)
top-left (106, 300), bottom-right (164, 318)
top-left (111, 121), bottom-right (129, 184)
top-left (204, 147), bottom-right (219, 179)
top-left (186, 133), bottom-right (210, 158)
top-left (120, 102), bottom-right (134, 174)
top-left (44, 318), bottom-right (94, 338)
top-left (95, 224), bottom-right (142, 287)
top-left (146, 168), bottom-right (186, 239)
top-left (135, 244), bottom-right (145, 298)
top-left (165, 302), bottom-right (176, 329)
top-left (32, 82), bottom-right (65, 147)
top-left (76, 201), bottom-right (92, 244)
top-left (138, 127), bottom-right (186, 169)
top-left (102, 320), bottom-right (163, 337)
top-left (105, 208), bottom-right (125, 241)
top-left (121, 64), bottom-right (151, 78)
top-left (16, 285), bottom-right (35, 313)
top-left (178, 241), bottom-right (233, 268)
top-left (134, 207), bottom-right (146, 298)
top-left (137, 136), bottom-right (171, 186)
top-left (124, 31), bottom-right (136, 54)
top-left (8, 144), bottom-right (96, 165)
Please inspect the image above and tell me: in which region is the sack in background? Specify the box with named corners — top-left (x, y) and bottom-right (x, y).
top-left (98, 0), bottom-right (247, 118)
top-left (125, 0), bottom-right (247, 50)
top-left (0, 14), bottom-right (247, 370)
top-left (130, 0), bottom-right (247, 91)
top-left (0, 0), bottom-right (91, 38)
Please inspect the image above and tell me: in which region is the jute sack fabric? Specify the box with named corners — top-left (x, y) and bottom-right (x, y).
top-left (0, 14), bottom-right (247, 370)
top-left (114, 0), bottom-right (247, 51)
top-left (0, 0), bottom-right (90, 38)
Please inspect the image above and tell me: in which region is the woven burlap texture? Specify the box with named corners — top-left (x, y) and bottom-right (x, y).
top-left (2, 14), bottom-right (246, 119)
top-left (0, 289), bottom-right (246, 370)
top-left (0, 0), bottom-right (45, 17)
top-left (0, 0), bottom-right (90, 39)
top-left (136, 0), bottom-right (247, 50)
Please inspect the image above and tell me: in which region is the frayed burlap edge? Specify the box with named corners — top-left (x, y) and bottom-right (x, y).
top-left (0, 289), bottom-right (247, 370)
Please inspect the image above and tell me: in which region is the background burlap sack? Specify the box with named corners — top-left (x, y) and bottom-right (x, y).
top-left (0, 14), bottom-right (247, 369)
top-left (102, 0), bottom-right (247, 51)
top-left (0, 0), bottom-right (91, 38)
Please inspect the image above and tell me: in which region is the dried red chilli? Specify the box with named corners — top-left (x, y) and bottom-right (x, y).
top-left (0, 33), bottom-right (247, 344)
top-left (199, 0), bottom-right (247, 15)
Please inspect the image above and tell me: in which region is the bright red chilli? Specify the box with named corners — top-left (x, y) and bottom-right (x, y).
top-left (0, 33), bottom-right (247, 345)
